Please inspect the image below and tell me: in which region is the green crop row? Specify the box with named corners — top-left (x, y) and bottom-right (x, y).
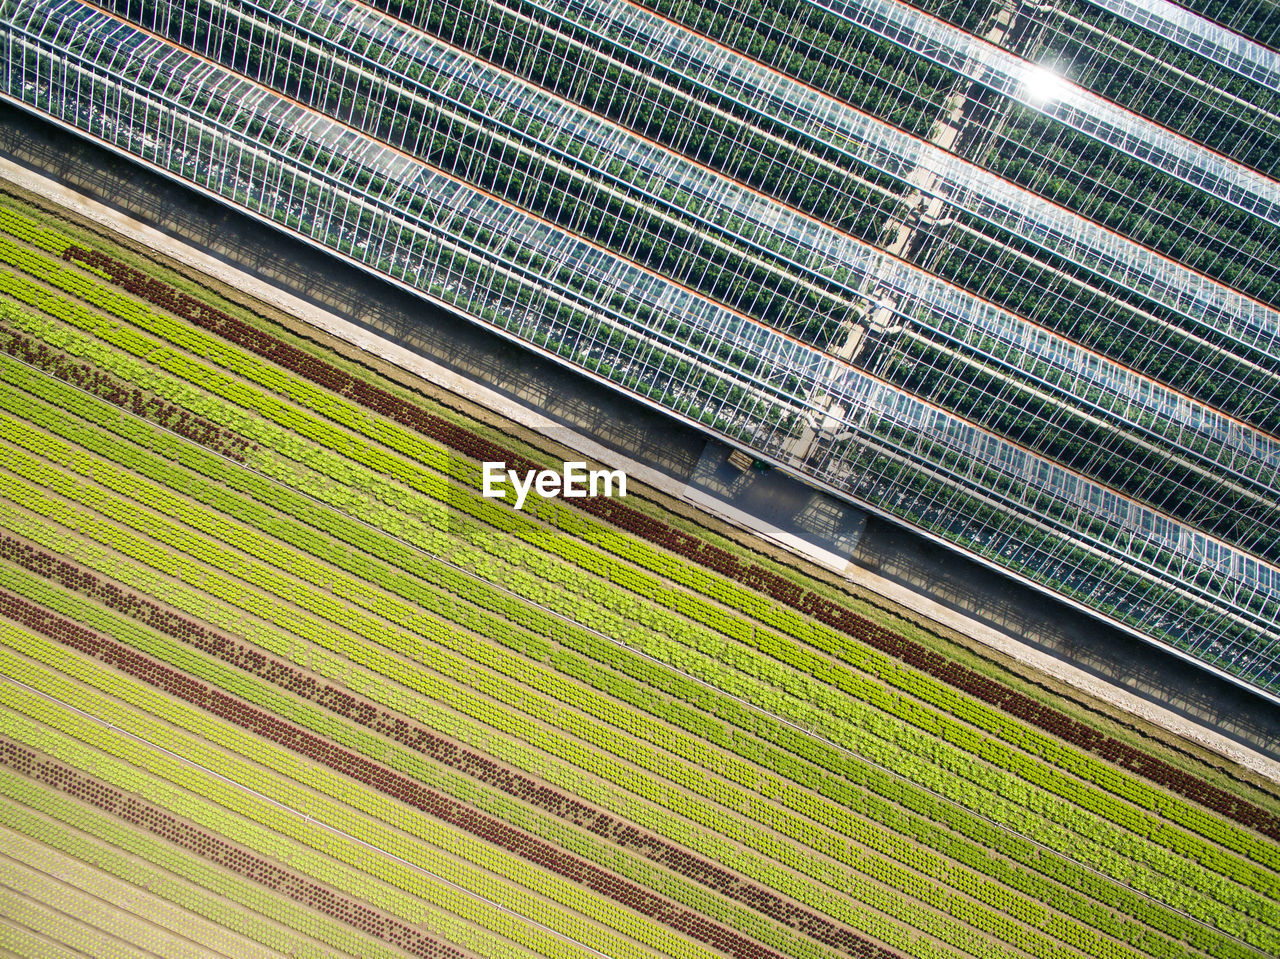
top-left (0, 529), bottom-right (1199, 959)
top-left (0, 208), bottom-right (72, 257)
top-left (0, 247), bottom-right (1228, 865)
top-left (1, 275), bottom-right (1272, 924)
top-left (0, 288), bottom-right (1269, 959)
top-left (2, 280), bottom-right (1239, 911)
top-left (1, 221), bottom-right (1271, 876)
top-left (0, 659), bottom-right (653, 959)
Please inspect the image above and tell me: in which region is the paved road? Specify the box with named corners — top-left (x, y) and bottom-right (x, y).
top-left (4, 103), bottom-right (1276, 760)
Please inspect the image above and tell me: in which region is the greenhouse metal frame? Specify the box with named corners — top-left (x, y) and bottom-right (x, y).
top-left (3, 0), bottom-right (1278, 696)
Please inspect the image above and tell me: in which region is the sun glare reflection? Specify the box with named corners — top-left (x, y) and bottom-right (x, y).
top-left (1024, 64), bottom-right (1070, 106)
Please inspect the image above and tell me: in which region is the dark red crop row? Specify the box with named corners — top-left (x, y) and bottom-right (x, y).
top-left (0, 739), bottom-right (465, 959)
top-left (0, 536), bottom-right (891, 959)
top-left (0, 320), bottom-right (255, 462)
top-left (0, 583), bottom-right (824, 959)
top-left (61, 245), bottom-right (1280, 842)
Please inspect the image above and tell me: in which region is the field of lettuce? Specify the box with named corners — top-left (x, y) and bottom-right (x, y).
top-left (0, 191), bottom-right (1277, 959)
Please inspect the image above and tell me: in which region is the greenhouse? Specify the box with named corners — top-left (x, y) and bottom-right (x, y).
top-left (4, 0), bottom-right (1277, 694)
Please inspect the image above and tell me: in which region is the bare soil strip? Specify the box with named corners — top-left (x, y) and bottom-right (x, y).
top-left (0, 737), bottom-right (471, 959)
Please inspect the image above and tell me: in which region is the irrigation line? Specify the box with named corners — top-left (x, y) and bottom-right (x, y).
top-left (0, 330), bottom-right (1269, 956)
top-left (0, 842), bottom-right (256, 959)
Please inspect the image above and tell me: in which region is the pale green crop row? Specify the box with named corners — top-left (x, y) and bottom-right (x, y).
top-left (0, 786), bottom-right (433, 959)
top-left (0, 826), bottom-right (284, 959)
top-left (0, 889), bottom-right (151, 959)
top-left (0, 855), bottom-right (231, 959)
top-left (0, 918), bottom-right (83, 959)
